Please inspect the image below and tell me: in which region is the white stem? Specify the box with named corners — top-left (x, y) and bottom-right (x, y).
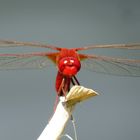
top-left (37, 98), bottom-right (73, 140)
top-left (37, 85), bottom-right (99, 140)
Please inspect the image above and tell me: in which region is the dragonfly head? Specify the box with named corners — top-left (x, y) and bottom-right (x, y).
top-left (58, 57), bottom-right (81, 77)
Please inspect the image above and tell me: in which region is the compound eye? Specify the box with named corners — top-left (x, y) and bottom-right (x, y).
top-left (63, 60), bottom-right (68, 64)
top-left (70, 59), bottom-right (74, 63)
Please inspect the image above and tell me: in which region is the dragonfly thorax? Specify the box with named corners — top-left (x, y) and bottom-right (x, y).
top-left (58, 57), bottom-right (81, 77)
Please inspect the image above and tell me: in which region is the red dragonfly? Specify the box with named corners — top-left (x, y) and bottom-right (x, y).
top-left (0, 40), bottom-right (140, 98)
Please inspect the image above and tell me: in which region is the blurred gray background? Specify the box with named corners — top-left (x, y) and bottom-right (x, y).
top-left (0, 0), bottom-right (140, 140)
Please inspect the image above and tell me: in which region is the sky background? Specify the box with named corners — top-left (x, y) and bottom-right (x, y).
top-left (0, 0), bottom-right (140, 140)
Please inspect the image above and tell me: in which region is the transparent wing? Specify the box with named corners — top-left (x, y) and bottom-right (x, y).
top-left (0, 53), bottom-right (55, 70)
top-left (0, 40), bottom-right (60, 50)
top-left (81, 54), bottom-right (140, 77)
top-left (76, 43), bottom-right (140, 50)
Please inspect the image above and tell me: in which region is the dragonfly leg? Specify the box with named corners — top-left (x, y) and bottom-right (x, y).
top-left (71, 77), bottom-right (75, 85)
top-left (57, 77), bottom-right (70, 97)
top-left (53, 78), bottom-right (65, 112)
top-left (53, 95), bottom-right (59, 111)
top-left (57, 78), bottom-right (65, 96)
top-left (71, 76), bottom-right (80, 85)
top-left (73, 76), bottom-right (80, 85)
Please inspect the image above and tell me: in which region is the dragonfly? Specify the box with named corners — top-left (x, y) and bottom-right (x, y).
top-left (0, 40), bottom-right (140, 99)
